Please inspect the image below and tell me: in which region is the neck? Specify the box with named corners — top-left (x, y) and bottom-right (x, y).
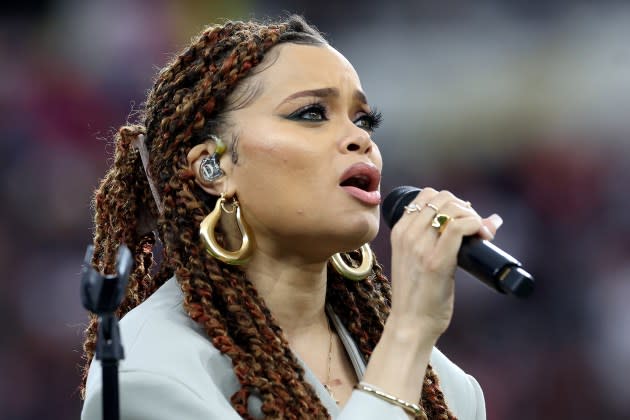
top-left (244, 247), bottom-right (330, 342)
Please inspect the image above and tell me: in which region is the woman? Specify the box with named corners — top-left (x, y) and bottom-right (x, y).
top-left (81, 15), bottom-right (500, 419)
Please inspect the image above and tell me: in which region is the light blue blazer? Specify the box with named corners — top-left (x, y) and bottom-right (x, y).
top-left (82, 278), bottom-right (486, 419)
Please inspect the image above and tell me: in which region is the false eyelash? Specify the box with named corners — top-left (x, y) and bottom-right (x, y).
top-left (362, 108), bottom-right (383, 131)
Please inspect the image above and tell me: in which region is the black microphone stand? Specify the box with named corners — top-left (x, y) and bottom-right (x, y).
top-left (81, 245), bottom-right (133, 420)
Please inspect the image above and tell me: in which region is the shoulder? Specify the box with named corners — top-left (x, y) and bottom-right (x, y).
top-left (82, 370), bottom-right (241, 420)
top-left (82, 278), bottom-right (242, 419)
top-left (430, 347), bottom-right (486, 420)
top-left (89, 278), bottom-right (230, 387)
top-left (116, 278), bottom-right (217, 376)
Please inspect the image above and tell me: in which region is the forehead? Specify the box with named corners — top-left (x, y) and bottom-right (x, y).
top-left (247, 43), bottom-right (363, 103)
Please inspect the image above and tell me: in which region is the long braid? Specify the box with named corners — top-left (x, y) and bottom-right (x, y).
top-left (81, 15), bottom-right (457, 419)
top-left (80, 125), bottom-right (159, 396)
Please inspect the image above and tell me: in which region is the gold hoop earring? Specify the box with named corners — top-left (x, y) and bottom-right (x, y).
top-left (199, 194), bottom-right (253, 265)
top-left (330, 244), bottom-right (374, 281)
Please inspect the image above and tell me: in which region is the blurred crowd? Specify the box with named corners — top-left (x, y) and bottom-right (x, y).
top-left (1, 1), bottom-right (628, 419)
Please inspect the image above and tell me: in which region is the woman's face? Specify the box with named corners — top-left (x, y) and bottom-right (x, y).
top-left (222, 43), bottom-right (383, 259)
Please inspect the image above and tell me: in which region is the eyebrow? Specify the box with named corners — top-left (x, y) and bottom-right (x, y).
top-left (278, 88), bottom-right (369, 107)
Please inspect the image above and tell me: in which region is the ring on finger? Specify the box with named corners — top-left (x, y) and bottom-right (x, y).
top-left (404, 203), bottom-right (423, 214)
top-left (431, 213), bottom-right (452, 234)
top-left (426, 203), bottom-right (439, 213)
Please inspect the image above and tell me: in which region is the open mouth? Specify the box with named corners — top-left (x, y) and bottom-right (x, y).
top-left (339, 163), bottom-right (380, 192)
top-left (340, 174), bottom-right (373, 191)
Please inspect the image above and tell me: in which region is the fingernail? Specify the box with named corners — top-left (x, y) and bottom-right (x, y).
top-left (489, 214), bottom-right (503, 229)
top-left (481, 226), bottom-right (495, 240)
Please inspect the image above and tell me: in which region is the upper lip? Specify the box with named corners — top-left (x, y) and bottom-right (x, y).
top-left (338, 162), bottom-right (381, 192)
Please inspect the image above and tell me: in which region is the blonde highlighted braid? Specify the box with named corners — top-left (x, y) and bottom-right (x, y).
top-left (81, 15), bottom-right (456, 419)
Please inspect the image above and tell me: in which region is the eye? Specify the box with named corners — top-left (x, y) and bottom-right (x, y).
top-left (287, 104), bottom-right (328, 122)
top-left (354, 109), bottom-right (383, 132)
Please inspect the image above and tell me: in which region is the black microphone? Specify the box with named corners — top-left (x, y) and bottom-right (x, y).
top-left (382, 186), bottom-right (534, 298)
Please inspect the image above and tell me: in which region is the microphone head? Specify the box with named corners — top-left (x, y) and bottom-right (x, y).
top-left (501, 266), bottom-right (535, 298)
top-left (382, 186), bottom-right (421, 229)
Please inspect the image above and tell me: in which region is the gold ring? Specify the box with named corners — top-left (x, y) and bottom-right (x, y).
top-left (431, 213), bottom-right (451, 234)
top-left (404, 203), bottom-right (422, 214)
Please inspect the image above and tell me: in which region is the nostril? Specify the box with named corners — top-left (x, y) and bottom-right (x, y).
top-left (347, 143), bottom-right (360, 152)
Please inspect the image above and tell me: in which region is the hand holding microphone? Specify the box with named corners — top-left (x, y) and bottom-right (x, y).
top-left (383, 187), bottom-right (509, 339)
top-left (383, 186), bottom-right (534, 299)
top-left (361, 187), bottom-right (534, 402)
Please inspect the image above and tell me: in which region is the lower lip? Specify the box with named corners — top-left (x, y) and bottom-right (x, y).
top-left (341, 186), bottom-right (381, 205)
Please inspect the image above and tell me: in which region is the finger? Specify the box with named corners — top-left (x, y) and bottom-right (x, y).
top-left (406, 187), bottom-right (439, 214)
top-left (394, 189), bottom-right (488, 250)
top-left (430, 200), bottom-right (491, 240)
top-left (436, 202), bottom-right (498, 240)
top-left (426, 190), bottom-right (473, 212)
top-left (395, 187), bottom-right (439, 234)
top-left (399, 188), bottom-right (469, 224)
top-left (399, 190), bottom-right (476, 249)
top-left (411, 190), bottom-right (458, 228)
top-left (481, 214), bottom-right (503, 238)
top-left (403, 192), bottom-right (452, 250)
top-left (436, 200), bottom-right (479, 220)
top-left (425, 194), bottom-right (498, 240)
top-left (430, 215), bottom-right (485, 268)
top-left (409, 190), bottom-right (469, 238)
top-left (393, 188), bottom-right (440, 251)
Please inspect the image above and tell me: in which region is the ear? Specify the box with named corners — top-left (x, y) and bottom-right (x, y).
top-left (187, 139), bottom-right (235, 197)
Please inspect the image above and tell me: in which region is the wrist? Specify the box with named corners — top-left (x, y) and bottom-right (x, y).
top-left (362, 316), bottom-right (437, 404)
top-left (384, 312), bottom-right (443, 346)
top-left (355, 381), bottom-right (427, 420)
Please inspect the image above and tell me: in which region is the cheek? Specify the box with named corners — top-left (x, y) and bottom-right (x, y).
top-left (241, 138), bottom-right (312, 178)
top-left (244, 140), bottom-right (289, 168)
top-left (235, 136), bottom-right (326, 215)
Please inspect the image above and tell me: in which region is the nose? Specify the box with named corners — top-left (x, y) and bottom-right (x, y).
top-left (340, 126), bottom-right (373, 155)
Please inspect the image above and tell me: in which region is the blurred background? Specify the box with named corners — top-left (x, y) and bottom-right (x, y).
top-left (1, 0), bottom-right (629, 418)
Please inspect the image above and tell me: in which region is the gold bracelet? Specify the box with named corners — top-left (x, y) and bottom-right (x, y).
top-left (355, 382), bottom-right (427, 419)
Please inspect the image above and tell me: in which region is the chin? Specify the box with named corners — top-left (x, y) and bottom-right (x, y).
top-left (339, 216), bottom-right (380, 251)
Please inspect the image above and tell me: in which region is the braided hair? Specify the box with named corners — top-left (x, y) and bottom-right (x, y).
top-left (81, 15), bottom-right (456, 419)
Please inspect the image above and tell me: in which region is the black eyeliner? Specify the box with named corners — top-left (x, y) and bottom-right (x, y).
top-left (286, 102), bottom-right (328, 121)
